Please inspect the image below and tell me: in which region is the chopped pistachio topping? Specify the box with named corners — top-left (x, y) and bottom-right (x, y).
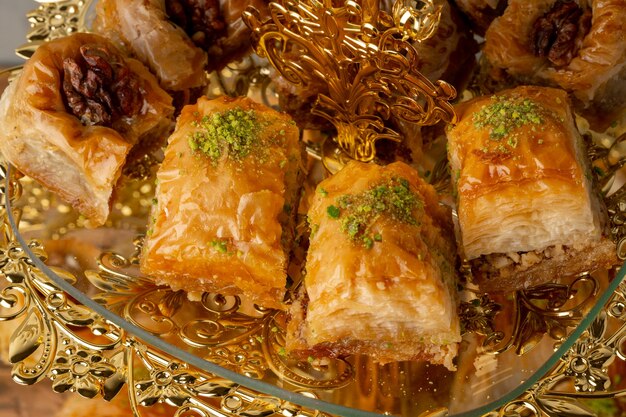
top-left (188, 108), bottom-right (260, 161)
top-left (325, 177), bottom-right (422, 249)
top-left (210, 239), bottom-right (228, 253)
top-left (473, 96), bottom-right (543, 141)
top-left (327, 205), bottom-right (340, 218)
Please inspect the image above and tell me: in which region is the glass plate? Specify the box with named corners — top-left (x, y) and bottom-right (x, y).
top-left (2, 2), bottom-right (626, 417)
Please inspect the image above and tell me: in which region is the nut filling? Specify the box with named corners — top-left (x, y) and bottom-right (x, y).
top-left (531, 0), bottom-right (591, 67)
top-left (166, 0), bottom-right (226, 49)
top-left (62, 44), bottom-right (142, 127)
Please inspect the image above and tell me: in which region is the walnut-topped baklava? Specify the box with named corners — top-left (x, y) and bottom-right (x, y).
top-left (484, 0), bottom-right (626, 113)
top-left (0, 33), bottom-right (173, 227)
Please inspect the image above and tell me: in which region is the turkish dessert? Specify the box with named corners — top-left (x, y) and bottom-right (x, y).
top-left (94, 0), bottom-right (268, 94)
top-left (0, 33), bottom-right (174, 227)
top-left (453, 0), bottom-right (507, 35)
top-left (93, 0), bottom-right (209, 93)
top-left (484, 0), bottom-right (626, 112)
top-left (140, 96), bottom-right (303, 310)
top-left (287, 161), bottom-right (461, 371)
top-left (447, 85), bottom-right (617, 291)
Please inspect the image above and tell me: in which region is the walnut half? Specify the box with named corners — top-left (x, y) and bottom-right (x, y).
top-left (531, 0), bottom-right (591, 67)
top-left (62, 44), bottom-right (142, 127)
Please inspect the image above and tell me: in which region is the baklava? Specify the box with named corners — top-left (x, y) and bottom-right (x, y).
top-left (0, 33), bottom-right (174, 227)
top-left (453, 0), bottom-right (507, 35)
top-left (94, 0), bottom-right (209, 93)
top-left (140, 96), bottom-right (303, 310)
top-left (94, 0), bottom-right (268, 95)
top-left (287, 161), bottom-right (460, 370)
top-left (484, 0), bottom-right (626, 112)
top-left (447, 85), bottom-right (617, 291)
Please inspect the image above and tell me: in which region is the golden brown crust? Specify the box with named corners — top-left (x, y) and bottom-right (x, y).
top-left (287, 161), bottom-right (460, 370)
top-left (484, 0), bottom-right (626, 109)
top-left (140, 96), bottom-right (302, 310)
top-left (447, 85), bottom-right (619, 290)
top-left (451, 87), bottom-right (581, 197)
top-left (94, 0), bottom-right (209, 91)
top-left (0, 33), bottom-right (173, 227)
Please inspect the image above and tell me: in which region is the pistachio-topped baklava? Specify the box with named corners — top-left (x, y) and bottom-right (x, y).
top-left (287, 161), bottom-right (460, 370)
top-left (140, 96), bottom-right (303, 309)
top-left (447, 85), bottom-right (617, 291)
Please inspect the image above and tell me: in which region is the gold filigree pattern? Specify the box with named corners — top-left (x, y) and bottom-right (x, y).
top-left (459, 274), bottom-right (600, 358)
top-left (84, 244), bottom-right (353, 388)
top-left (17, 0), bottom-right (93, 59)
top-left (496, 276), bottom-right (598, 356)
top-left (243, 0), bottom-right (457, 162)
top-left (483, 280), bottom-right (626, 417)
top-left (459, 294), bottom-right (501, 337)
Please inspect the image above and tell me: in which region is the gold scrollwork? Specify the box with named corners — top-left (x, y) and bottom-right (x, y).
top-left (17, 0), bottom-right (93, 59)
top-left (243, 0), bottom-right (457, 162)
top-left (4, 1), bottom-right (626, 416)
top-left (477, 277), bottom-right (626, 417)
top-left (460, 275), bottom-right (599, 357)
top-left (84, 243), bottom-right (354, 389)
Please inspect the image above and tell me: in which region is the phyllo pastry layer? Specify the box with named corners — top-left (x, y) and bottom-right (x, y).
top-left (94, 0), bottom-right (209, 92)
top-left (140, 96), bottom-right (303, 309)
top-left (484, 0), bottom-right (626, 111)
top-left (287, 161), bottom-right (460, 371)
top-left (0, 33), bottom-right (174, 227)
top-left (447, 85), bottom-right (617, 291)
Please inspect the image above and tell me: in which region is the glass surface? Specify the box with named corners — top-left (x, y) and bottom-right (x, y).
top-left (6, 147), bottom-right (626, 417)
top-left (1, 58), bottom-right (624, 415)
